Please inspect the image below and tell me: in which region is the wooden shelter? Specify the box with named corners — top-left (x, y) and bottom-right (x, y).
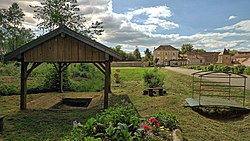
top-left (4, 26), bottom-right (122, 110)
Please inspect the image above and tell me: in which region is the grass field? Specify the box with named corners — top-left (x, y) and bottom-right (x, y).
top-left (1, 67), bottom-right (250, 140)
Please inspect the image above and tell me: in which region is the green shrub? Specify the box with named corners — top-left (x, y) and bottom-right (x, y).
top-left (207, 64), bottom-right (214, 71)
top-left (153, 111), bottom-right (179, 130)
top-left (0, 62), bottom-right (19, 76)
top-left (43, 67), bottom-right (72, 92)
top-left (234, 65), bottom-right (246, 74)
top-left (63, 101), bottom-right (180, 141)
top-left (244, 66), bottom-right (250, 75)
top-left (143, 69), bottom-right (164, 88)
top-left (0, 84), bottom-right (19, 96)
top-left (62, 101), bottom-right (141, 141)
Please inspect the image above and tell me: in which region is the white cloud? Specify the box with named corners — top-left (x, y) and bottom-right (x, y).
top-left (1, 0), bottom-right (250, 53)
top-left (126, 6), bottom-right (172, 20)
top-left (216, 20), bottom-right (250, 32)
top-left (228, 15), bottom-right (237, 20)
top-left (145, 17), bottom-right (179, 30)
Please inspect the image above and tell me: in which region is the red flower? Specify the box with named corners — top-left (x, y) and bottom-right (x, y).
top-left (143, 125), bottom-right (150, 131)
top-left (149, 118), bottom-right (157, 123)
top-left (156, 123), bottom-right (160, 127)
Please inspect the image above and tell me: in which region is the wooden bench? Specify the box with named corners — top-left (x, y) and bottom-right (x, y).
top-left (143, 88), bottom-right (166, 96)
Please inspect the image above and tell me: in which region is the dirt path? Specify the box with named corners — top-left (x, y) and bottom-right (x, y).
top-left (165, 67), bottom-right (250, 90)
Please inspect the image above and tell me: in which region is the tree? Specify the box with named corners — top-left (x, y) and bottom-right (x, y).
top-left (193, 49), bottom-right (206, 53)
top-left (144, 48), bottom-right (153, 61)
top-left (181, 44), bottom-right (194, 54)
top-left (133, 47), bottom-right (141, 60)
top-left (126, 52), bottom-right (137, 61)
top-left (112, 45), bottom-right (127, 59)
top-left (0, 2), bottom-right (34, 55)
top-left (30, 0), bottom-right (104, 39)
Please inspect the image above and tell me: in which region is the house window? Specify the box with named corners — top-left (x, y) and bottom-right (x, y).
top-left (173, 53), bottom-right (175, 55)
top-left (200, 60), bottom-right (203, 63)
top-left (165, 52), bottom-right (168, 55)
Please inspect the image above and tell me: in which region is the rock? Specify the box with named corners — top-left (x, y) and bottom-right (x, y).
top-left (173, 129), bottom-right (183, 141)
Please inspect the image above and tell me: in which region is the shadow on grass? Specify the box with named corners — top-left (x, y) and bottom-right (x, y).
top-left (192, 106), bottom-right (250, 121)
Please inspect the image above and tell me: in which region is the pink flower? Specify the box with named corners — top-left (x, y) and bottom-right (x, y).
top-left (143, 125), bottom-right (150, 131)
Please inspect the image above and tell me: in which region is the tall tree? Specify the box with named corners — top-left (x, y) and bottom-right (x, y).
top-left (112, 45), bottom-right (127, 58)
top-left (181, 44), bottom-right (194, 54)
top-left (144, 48), bottom-right (153, 61)
top-left (30, 0), bottom-right (104, 38)
top-left (133, 47), bottom-right (141, 60)
top-left (0, 2), bottom-right (34, 55)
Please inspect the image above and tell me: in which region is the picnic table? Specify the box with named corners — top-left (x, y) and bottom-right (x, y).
top-left (143, 88), bottom-right (166, 96)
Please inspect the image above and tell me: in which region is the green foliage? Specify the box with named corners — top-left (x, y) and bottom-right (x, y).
top-left (186, 64), bottom-right (250, 75)
top-left (143, 48), bottom-right (153, 62)
top-left (30, 0), bottom-right (103, 39)
top-left (180, 44), bottom-right (193, 54)
top-left (133, 47), bottom-right (141, 61)
top-left (0, 62), bottom-right (19, 76)
top-left (0, 2), bottom-right (34, 54)
top-left (0, 84), bottom-right (19, 95)
top-left (62, 101), bottom-right (141, 140)
top-left (143, 69), bottom-right (164, 88)
top-left (153, 111), bottom-right (179, 130)
top-left (43, 67), bottom-right (71, 92)
top-left (244, 66), bottom-right (250, 75)
top-left (234, 65), bottom-right (246, 74)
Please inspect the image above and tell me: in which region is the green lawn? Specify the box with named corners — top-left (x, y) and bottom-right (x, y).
top-left (1, 67), bottom-right (250, 140)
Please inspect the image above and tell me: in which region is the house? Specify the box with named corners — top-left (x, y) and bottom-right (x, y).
top-left (185, 52), bottom-right (219, 66)
top-left (153, 45), bottom-right (180, 66)
top-left (217, 48), bottom-right (232, 65)
top-left (232, 52), bottom-right (250, 66)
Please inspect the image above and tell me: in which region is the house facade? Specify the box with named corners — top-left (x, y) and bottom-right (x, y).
top-left (153, 45), bottom-right (180, 66)
top-left (217, 48), bottom-right (232, 65)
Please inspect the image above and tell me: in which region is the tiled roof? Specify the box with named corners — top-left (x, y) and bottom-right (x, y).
top-left (234, 52), bottom-right (250, 58)
top-left (154, 45), bottom-right (179, 51)
top-left (186, 52), bottom-right (219, 63)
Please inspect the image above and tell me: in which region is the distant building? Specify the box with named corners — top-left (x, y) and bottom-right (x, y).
top-left (185, 52), bottom-right (219, 66)
top-left (232, 52), bottom-right (250, 66)
top-left (217, 48), bottom-right (232, 65)
top-left (153, 45), bottom-right (181, 66)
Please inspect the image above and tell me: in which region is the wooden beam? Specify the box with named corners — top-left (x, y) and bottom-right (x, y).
top-left (26, 62), bottom-right (42, 77)
top-left (104, 61), bottom-right (111, 109)
top-left (52, 63), bottom-right (59, 73)
top-left (98, 63), bottom-right (105, 70)
top-left (58, 63), bottom-right (63, 93)
top-left (62, 63), bottom-right (71, 72)
top-left (93, 63), bottom-right (105, 75)
top-left (20, 61), bottom-right (28, 110)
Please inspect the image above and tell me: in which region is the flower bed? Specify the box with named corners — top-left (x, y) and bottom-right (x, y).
top-left (62, 100), bottom-right (181, 141)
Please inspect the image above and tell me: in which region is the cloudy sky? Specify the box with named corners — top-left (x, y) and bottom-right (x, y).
top-left (1, 0), bottom-right (250, 54)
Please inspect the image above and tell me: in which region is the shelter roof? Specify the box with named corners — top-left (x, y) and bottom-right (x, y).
top-left (4, 26), bottom-right (122, 62)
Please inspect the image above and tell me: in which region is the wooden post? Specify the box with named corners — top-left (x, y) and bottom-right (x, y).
top-left (104, 61), bottom-right (111, 109)
top-left (58, 63), bottom-right (63, 93)
top-left (20, 61), bottom-right (28, 110)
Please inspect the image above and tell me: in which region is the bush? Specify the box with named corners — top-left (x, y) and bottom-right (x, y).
top-left (0, 62), bottom-right (19, 76)
top-left (234, 65), bottom-right (246, 74)
top-left (244, 66), bottom-right (250, 75)
top-left (0, 84), bottom-right (19, 96)
top-left (63, 101), bottom-right (180, 141)
top-left (62, 101), bottom-right (141, 141)
top-left (143, 69), bottom-right (164, 88)
top-left (43, 67), bottom-right (72, 92)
